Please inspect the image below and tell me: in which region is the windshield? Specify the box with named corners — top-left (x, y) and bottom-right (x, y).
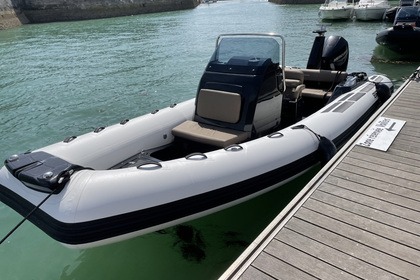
top-left (211, 35), bottom-right (283, 65)
top-left (396, 6), bottom-right (420, 22)
top-left (400, 0), bottom-right (415, 6)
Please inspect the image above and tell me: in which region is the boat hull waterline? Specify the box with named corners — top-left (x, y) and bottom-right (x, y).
top-left (319, 8), bottom-right (354, 20)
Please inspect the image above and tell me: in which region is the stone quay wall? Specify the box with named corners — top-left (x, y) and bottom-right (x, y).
top-left (0, 0), bottom-right (199, 30)
top-left (269, 0), bottom-right (325, 4)
top-left (0, 0), bottom-right (28, 29)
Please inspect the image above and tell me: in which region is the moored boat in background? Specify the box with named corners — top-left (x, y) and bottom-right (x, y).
top-left (354, 0), bottom-right (390, 20)
top-left (385, 0), bottom-right (417, 22)
top-left (319, 0), bottom-right (355, 20)
top-left (376, 6), bottom-right (420, 53)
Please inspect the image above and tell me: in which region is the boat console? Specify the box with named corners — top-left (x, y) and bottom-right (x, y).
top-left (172, 34), bottom-right (285, 147)
top-left (196, 55), bottom-right (281, 133)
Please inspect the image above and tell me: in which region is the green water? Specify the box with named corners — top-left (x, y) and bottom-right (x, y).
top-left (0, 1), bottom-right (418, 279)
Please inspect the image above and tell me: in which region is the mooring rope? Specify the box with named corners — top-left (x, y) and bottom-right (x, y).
top-left (0, 190), bottom-right (55, 245)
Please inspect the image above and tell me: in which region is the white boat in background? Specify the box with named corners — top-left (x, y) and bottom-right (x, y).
top-left (319, 0), bottom-right (355, 20)
top-left (354, 0), bottom-right (390, 21)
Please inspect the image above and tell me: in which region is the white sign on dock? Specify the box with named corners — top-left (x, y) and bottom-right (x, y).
top-left (357, 117), bottom-right (406, 151)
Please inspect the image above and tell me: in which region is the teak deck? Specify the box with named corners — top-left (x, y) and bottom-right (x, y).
top-left (220, 67), bottom-right (420, 280)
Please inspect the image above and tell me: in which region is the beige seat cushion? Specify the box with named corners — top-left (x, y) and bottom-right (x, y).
top-left (284, 68), bottom-right (305, 101)
top-left (301, 69), bottom-right (347, 83)
top-left (301, 88), bottom-right (328, 99)
top-left (285, 79), bottom-right (302, 88)
top-left (300, 69), bottom-right (347, 99)
top-left (284, 68), bottom-right (304, 83)
top-left (196, 89), bottom-right (242, 124)
top-left (172, 120), bottom-right (249, 148)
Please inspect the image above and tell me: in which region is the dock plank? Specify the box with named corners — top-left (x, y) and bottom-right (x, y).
top-left (395, 133), bottom-right (420, 144)
top-left (294, 207), bottom-right (420, 266)
top-left (274, 227), bottom-right (401, 280)
top-left (319, 180), bottom-right (420, 223)
top-left (335, 162), bottom-right (420, 195)
top-left (312, 188), bottom-right (420, 236)
top-left (325, 169), bottom-right (420, 212)
top-left (285, 217), bottom-right (418, 279)
top-left (385, 111), bottom-right (419, 122)
top-left (302, 197), bottom-right (420, 251)
top-left (348, 149), bottom-right (420, 176)
top-left (262, 238), bottom-right (358, 280)
top-left (386, 139), bottom-right (420, 155)
top-left (341, 156), bottom-right (420, 185)
top-left (239, 264), bottom-right (276, 280)
top-left (352, 146), bottom-right (420, 168)
top-left (247, 252), bottom-right (316, 280)
top-left (389, 104), bottom-right (418, 112)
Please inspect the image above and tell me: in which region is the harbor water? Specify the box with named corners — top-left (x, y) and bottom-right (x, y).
top-left (0, 1), bottom-right (418, 279)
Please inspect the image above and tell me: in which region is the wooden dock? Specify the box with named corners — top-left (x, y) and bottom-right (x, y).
top-left (220, 67), bottom-right (420, 280)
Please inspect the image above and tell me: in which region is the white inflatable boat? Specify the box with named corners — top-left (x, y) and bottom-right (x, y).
top-left (0, 32), bottom-right (393, 248)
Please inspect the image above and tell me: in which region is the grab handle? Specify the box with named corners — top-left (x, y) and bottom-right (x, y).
top-left (185, 153), bottom-right (207, 160)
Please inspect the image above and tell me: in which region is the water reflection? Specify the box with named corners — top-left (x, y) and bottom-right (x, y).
top-left (372, 44), bottom-right (420, 63)
top-left (370, 45), bottom-right (419, 87)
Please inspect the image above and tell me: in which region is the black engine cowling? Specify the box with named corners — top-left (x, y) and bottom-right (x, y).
top-left (307, 32), bottom-right (349, 72)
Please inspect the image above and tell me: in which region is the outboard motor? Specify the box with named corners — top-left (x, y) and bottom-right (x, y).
top-left (307, 29), bottom-right (349, 71)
